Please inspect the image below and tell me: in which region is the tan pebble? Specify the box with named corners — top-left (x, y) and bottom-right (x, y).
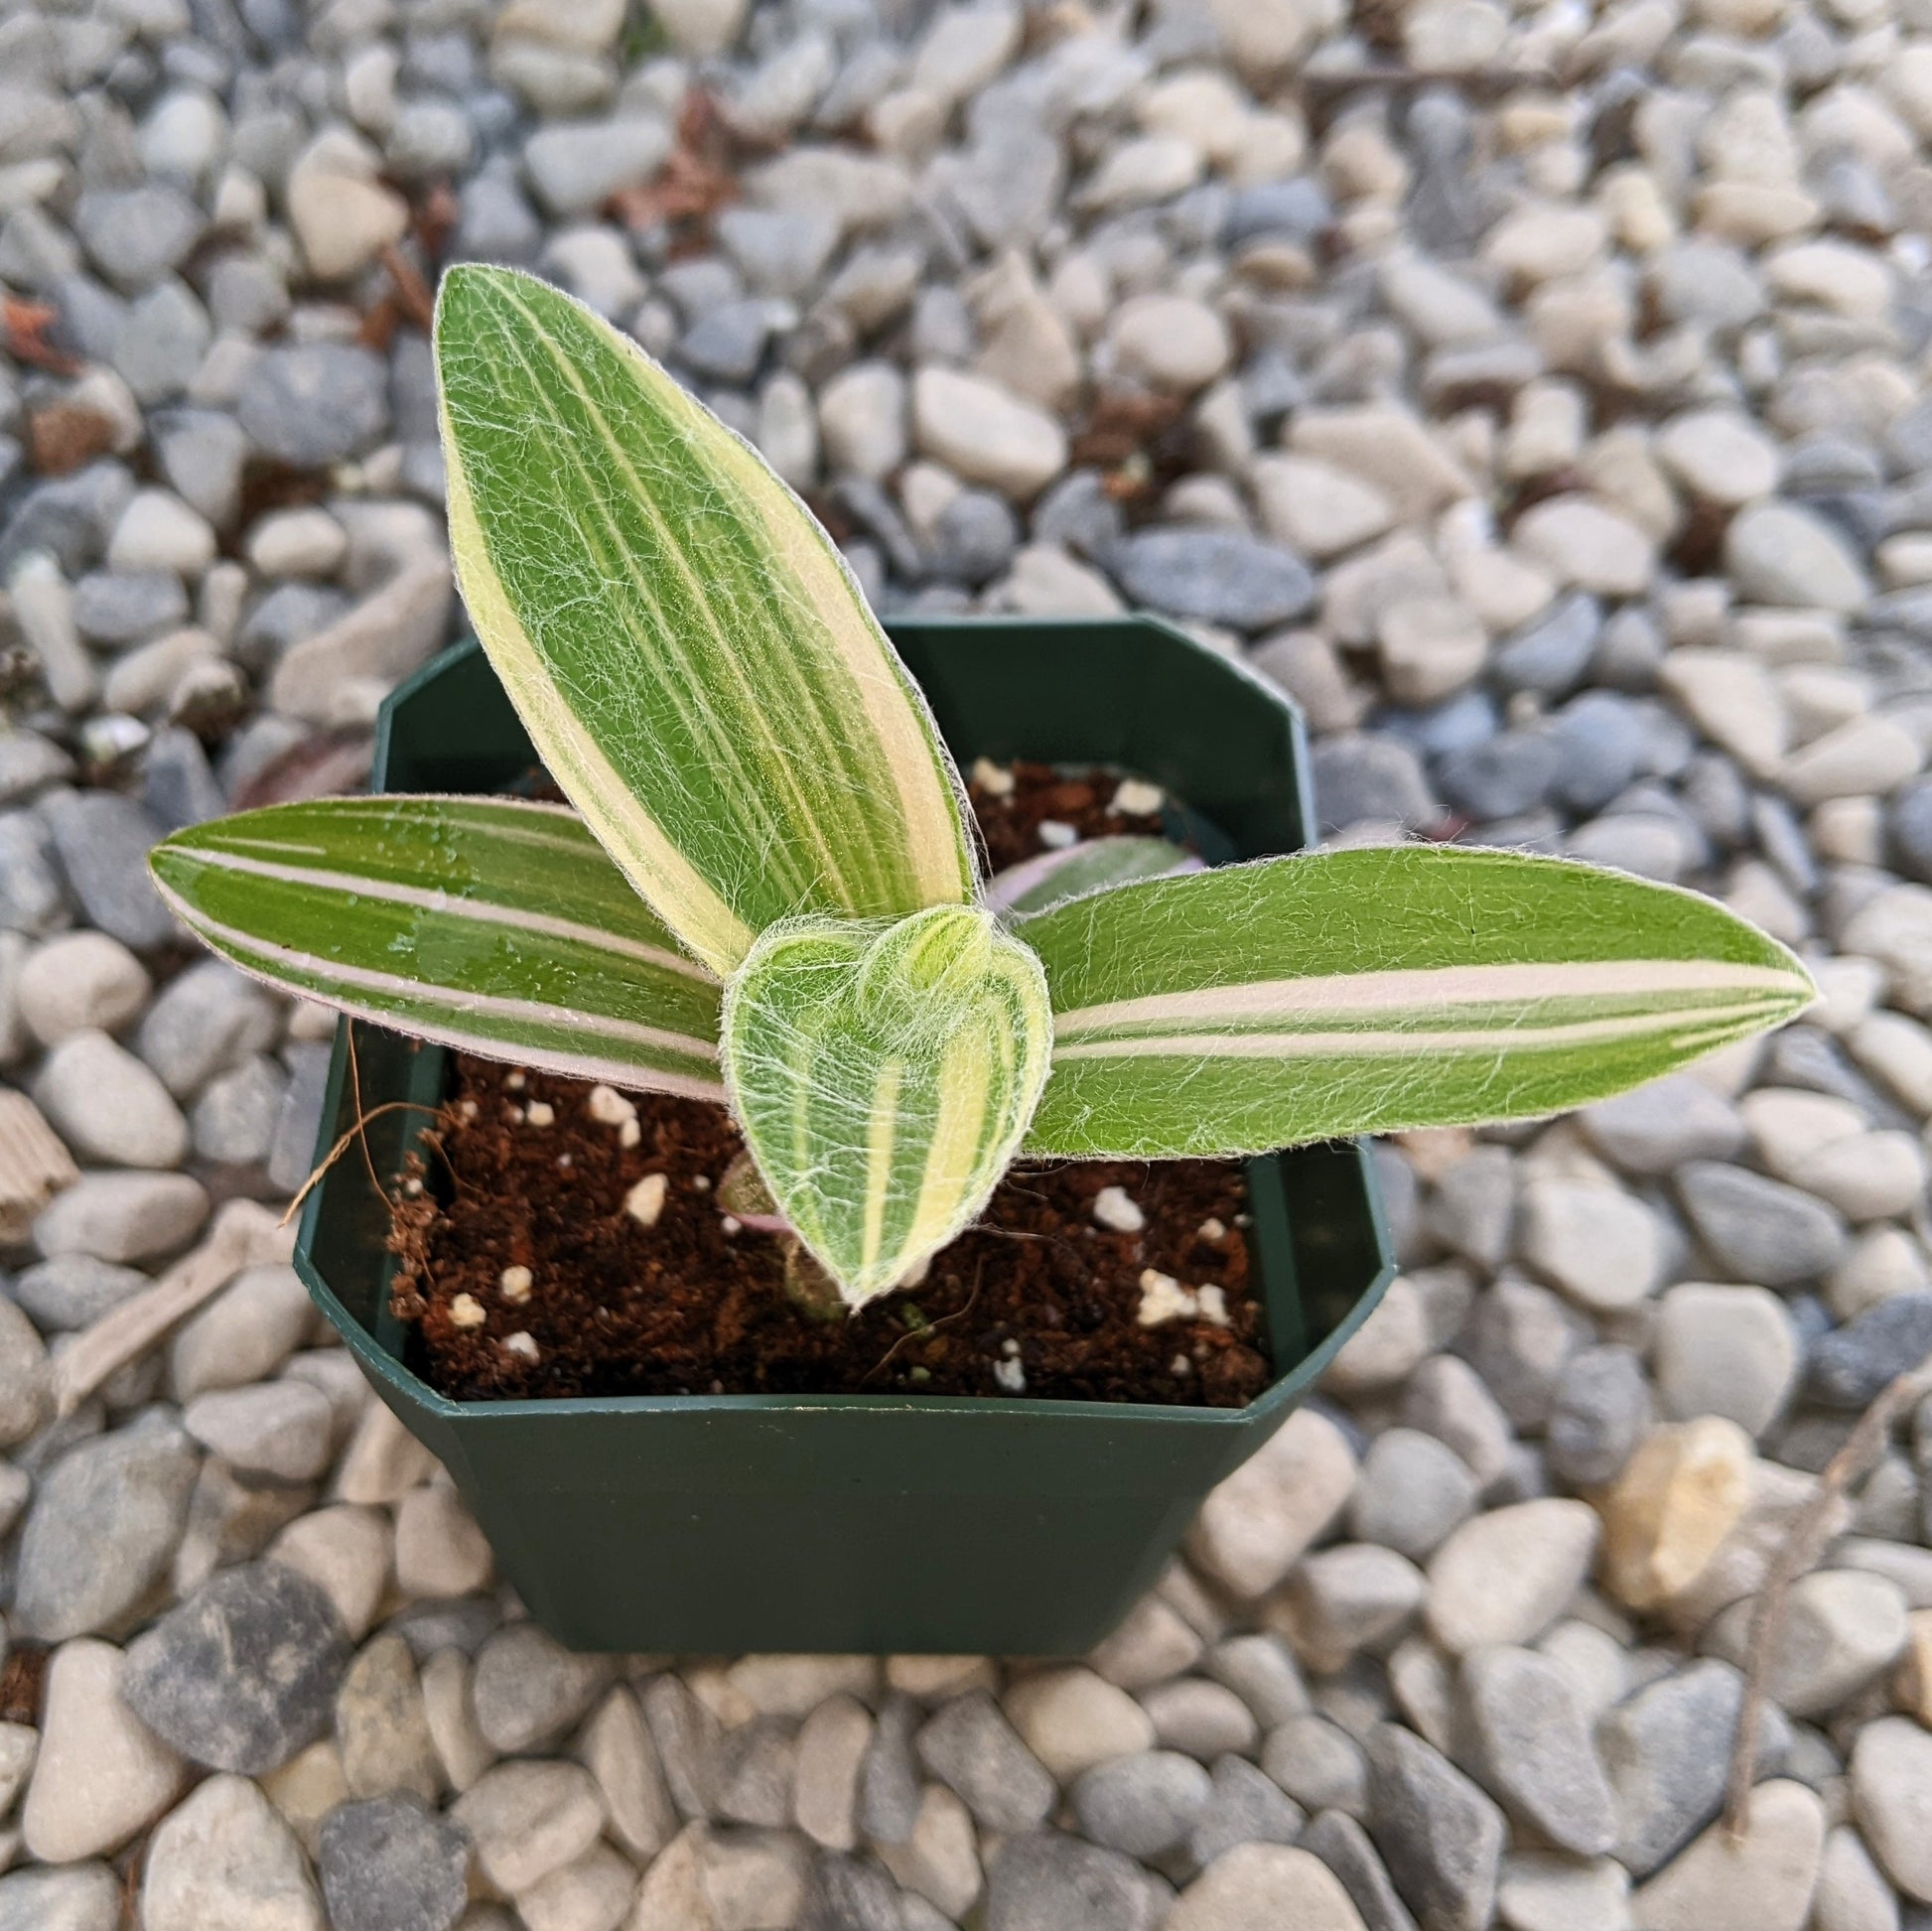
top-left (523, 1100), bottom-right (555, 1128)
top-left (449, 1294), bottom-right (485, 1329)
top-left (498, 1265), bottom-right (533, 1305)
top-left (625, 1172), bottom-right (669, 1227)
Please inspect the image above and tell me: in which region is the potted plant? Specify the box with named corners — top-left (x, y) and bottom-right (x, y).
top-left (149, 266), bottom-right (1814, 1655)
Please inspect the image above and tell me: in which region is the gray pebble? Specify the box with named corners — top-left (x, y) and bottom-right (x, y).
top-left (121, 1558), bottom-right (350, 1772)
top-left (1811, 1295), bottom-right (1932, 1411)
top-left (1678, 1162), bottom-right (1849, 1287)
top-left (318, 1795), bottom-right (471, 1931)
top-left (1302, 1808), bottom-right (1422, 1931)
top-left (1070, 1749), bottom-right (1212, 1859)
top-left (1365, 1723), bottom-right (1505, 1931)
top-left (237, 344), bottom-right (389, 468)
top-left (916, 1691), bottom-right (1056, 1834)
top-left (1111, 528), bottom-right (1316, 632)
top-left (982, 1831), bottom-right (1168, 1931)
top-left (14, 1410), bottom-right (200, 1640)
top-left (1546, 1344), bottom-right (1652, 1487)
top-left (40, 790), bottom-right (172, 951)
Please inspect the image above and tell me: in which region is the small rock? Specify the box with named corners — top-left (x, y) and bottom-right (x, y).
top-left (1113, 526), bottom-right (1316, 632)
top-left (1513, 496), bottom-right (1656, 597)
top-left (1004, 1667), bottom-right (1155, 1781)
top-left (1725, 500), bottom-right (1869, 613)
top-left (40, 790), bottom-right (172, 950)
top-left (121, 1560), bottom-right (350, 1773)
top-left (791, 1693), bottom-right (870, 1852)
top-left (16, 931), bottom-right (149, 1044)
top-left (184, 1379), bottom-right (336, 1483)
top-left (981, 1831), bottom-right (1166, 1931)
top-left (142, 1774), bottom-right (324, 1931)
top-left (317, 1795), bottom-right (471, 1931)
top-left (1187, 1755), bottom-right (1309, 1868)
top-left (1263, 1715), bottom-right (1369, 1817)
top-left (1366, 1724), bottom-right (1506, 1931)
top-left (1677, 1162), bottom-right (1848, 1287)
top-left (170, 1263), bottom-right (314, 1402)
top-left (1302, 1807), bottom-right (1421, 1931)
top-left (1427, 1500), bottom-right (1598, 1653)
top-left (451, 1759), bottom-right (607, 1896)
top-left (287, 127), bottom-right (409, 280)
top-left (1548, 1345), bottom-right (1652, 1487)
top-left (1349, 1429), bottom-right (1479, 1562)
top-left (471, 1618), bottom-right (612, 1754)
top-left (915, 1691), bottom-right (1055, 1834)
top-left (1108, 295), bottom-right (1231, 394)
top-left (911, 367), bottom-right (1066, 499)
top-left (1600, 1660), bottom-right (1766, 1877)
top-left (1460, 1645), bottom-right (1616, 1856)
top-left (22, 1637), bottom-right (183, 1863)
top-left (1706, 1570), bottom-right (1907, 1718)
top-left (1631, 1779), bottom-right (1824, 1931)
top-left (15, 1412), bottom-right (200, 1640)
top-left (237, 345), bottom-right (389, 469)
top-left (1849, 1717), bottom-right (1932, 1906)
top-left (0, 1865), bottom-right (124, 1931)
top-left (1499, 1856), bottom-right (1629, 1931)
top-left (1811, 1296), bottom-right (1932, 1410)
top-left (393, 1479), bottom-right (494, 1597)
top-left (1186, 1407), bottom-right (1357, 1598)
top-left (338, 1632), bottom-right (439, 1803)
top-left (1654, 1284), bottom-right (1798, 1438)
top-left (523, 115), bottom-right (672, 217)
top-left (1168, 1844), bottom-right (1369, 1931)
top-left (1599, 1419), bottom-right (1755, 1613)
top-left (1518, 1178), bottom-right (1665, 1311)
top-left (580, 1684), bottom-right (676, 1860)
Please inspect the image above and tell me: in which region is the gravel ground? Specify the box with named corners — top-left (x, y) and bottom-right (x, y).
top-left (0, 0), bottom-right (1929, 1925)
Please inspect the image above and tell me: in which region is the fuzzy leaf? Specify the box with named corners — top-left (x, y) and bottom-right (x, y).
top-left (1021, 845), bottom-right (1815, 1158)
top-left (434, 264), bottom-right (973, 975)
top-left (984, 836), bottom-right (1201, 923)
top-left (723, 904), bottom-right (1051, 1307)
top-left (150, 796), bottom-right (724, 1097)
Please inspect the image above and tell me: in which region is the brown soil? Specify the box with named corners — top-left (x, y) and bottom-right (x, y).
top-left (387, 764), bottom-right (1269, 1408)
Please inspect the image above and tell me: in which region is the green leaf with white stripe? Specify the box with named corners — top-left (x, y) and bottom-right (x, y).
top-left (722, 905), bottom-right (1051, 1308)
top-left (1021, 845), bottom-right (1816, 1158)
top-left (984, 836), bottom-right (1201, 924)
top-left (434, 263), bottom-right (974, 977)
top-left (149, 796), bottom-right (724, 1099)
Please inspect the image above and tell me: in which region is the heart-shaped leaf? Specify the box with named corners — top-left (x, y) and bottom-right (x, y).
top-left (722, 905), bottom-right (1051, 1308)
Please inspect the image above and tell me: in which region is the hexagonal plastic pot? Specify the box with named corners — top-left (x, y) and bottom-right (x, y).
top-left (293, 617), bottom-right (1395, 1655)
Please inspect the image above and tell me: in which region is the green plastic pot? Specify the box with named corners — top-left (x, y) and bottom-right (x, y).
top-left (293, 617), bottom-right (1395, 1655)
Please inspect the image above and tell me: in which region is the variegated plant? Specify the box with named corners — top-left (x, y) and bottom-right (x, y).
top-left (150, 265), bottom-right (1816, 1310)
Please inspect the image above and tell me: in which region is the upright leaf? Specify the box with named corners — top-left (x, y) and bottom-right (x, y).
top-left (150, 796), bottom-right (724, 1097)
top-left (434, 264), bottom-right (974, 975)
top-left (723, 905), bottom-right (1051, 1307)
top-left (1021, 845), bottom-right (1815, 1157)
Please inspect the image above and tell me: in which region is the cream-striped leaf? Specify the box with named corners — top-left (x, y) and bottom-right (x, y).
top-left (722, 905), bottom-right (1051, 1308)
top-left (984, 836), bottom-right (1201, 923)
top-left (149, 796), bottom-right (724, 1098)
top-left (1021, 845), bottom-right (1816, 1158)
top-left (434, 263), bottom-right (974, 976)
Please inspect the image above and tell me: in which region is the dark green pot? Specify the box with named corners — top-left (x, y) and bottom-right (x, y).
top-left (293, 617), bottom-right (1395, 1655)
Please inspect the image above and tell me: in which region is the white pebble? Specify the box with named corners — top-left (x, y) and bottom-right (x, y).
top-left (993, 1356), bottom-right (1026, 1393)
top-left (1110, 778), bottom-right (1165, 816)
top-left (449, 1294), bottom-right (485, 1329)
top-left (503, 1331), bottom-right (539, 1361)
top-left (1197, 1285), bottom-right (1230, 1327)
top-left (498, 1266), bottom-right (533, 1305)
top-left (971, 758), bottom-right (1016, 796)
top-left (524, 1100), bottom-right (555, 1128)
top-left (1138, 1268), bottom-right (1199, 1326)
top-left (625, 1172), bottom-right (669, 1227)
top-left (1093, 1185), bottom-right (1147, 1233)
top-left (587, 1084), bottom-right (637, 1129)
top-left (1038, 820), bottom-right (1077, 848)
